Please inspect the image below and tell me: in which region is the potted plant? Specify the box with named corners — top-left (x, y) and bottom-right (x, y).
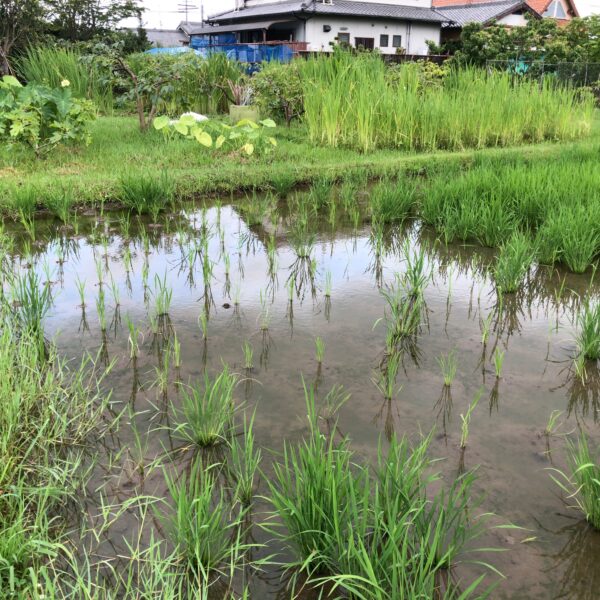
top-left (228, 78), bottom-right (259, 123)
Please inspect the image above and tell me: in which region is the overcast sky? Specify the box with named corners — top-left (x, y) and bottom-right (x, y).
top-left (126, 0), bottom-right (600, 29)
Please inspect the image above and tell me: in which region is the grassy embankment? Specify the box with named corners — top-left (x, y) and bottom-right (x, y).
top-left (0, 113), bottom-right (599, 214)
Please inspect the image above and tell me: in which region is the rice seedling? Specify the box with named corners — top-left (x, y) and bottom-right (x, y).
top-left (493, 347), bottom-right (505, 378)
top-left (259, 290), bottom-right (271, 332)
top-left (493, 232), bottom-right (535, 294)
top-left (460, 389), bottom-right (482, 449)
top-left (576, 301), bottom-right (600, 361)
top-left (374, 351), bottom-right (401, 401)
top-left (173, 333), bottom-right (181, 369)
top-left (315, 336), bottom-right (324, 364)
top-left (174, 365), bottom-right (237, 447)
top-left (153, 273), bottom-right (173, 316)
top-left (109, 275), bottom-right (121, 308)
top-left (309, 176), bottom-right (332, 209)
top-left (198, 310), bottom-right (208, 339)
top-left (96, 288), bottom-right (107, 331)
top-left (46, 187), bottom-right (74, 223)
top-left (242, 341), bottom-right (253, 371)
top-left (544, 410), bottom-right (563, 436)
top-left (550, 432), bottom-right (600, 529)
top-left (324, 270), bottom-right (332, 297)
top-left (75, 276), bottom-right (86, 308)
top-left (229, 413), bottom-right (262, 506)
top-left (238, 192), bottom-right (274, 227)
top-left (437, 350), bottom-right (458, 387)
top-left (481, 312), bottom-right (493, 346)
top-left (126, 316), bottom-right (141, 359)
top-left (119, 170), bottom-right (175, 216)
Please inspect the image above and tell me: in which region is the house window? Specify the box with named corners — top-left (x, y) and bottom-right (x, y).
top-left (392, 35), bottom-right (402, 48)
top-left (355, 37), bottom-right (374, 50)
top-left (543, 0), bottom-right (567, 18)
top-left (337, 32), bottom-right (350, 45)
top-left (380, 34), bottom-right (389, 47)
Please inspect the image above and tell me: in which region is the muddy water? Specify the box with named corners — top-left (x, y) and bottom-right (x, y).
top-left (16, 200), bottom-right (600, 599)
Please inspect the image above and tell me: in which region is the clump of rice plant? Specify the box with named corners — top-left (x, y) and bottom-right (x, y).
top-left (242, 340), bottom-right (253, 370)
top-left (550, 432), bottom-right (600, 529)
top-left (271, 170), bottom-right (296, 197)
top-left (437, 350), bottom-right (457, 387)
top-left (164, 459), bottom-right (247, 581)
top-left (370, 177), bottom-right (417, 223)
top-left (576, 301), bottom-right (600, 361)
top-left (46, 187), bottom-right (75, 223)
top-left (267, 382), bottom-right (497, 598)
top-left (238, 191), bottom-right (275, 226)
top-left (174, 366), bottom-right (237, 447)
top-left (118, 170), bottom-right (174, 216)
top-left (153, 272), bottom-right (173, 316)
top-left (493, 231), bottom-right (535, 294)
top-left (228, 413), bottom-right (261, 505)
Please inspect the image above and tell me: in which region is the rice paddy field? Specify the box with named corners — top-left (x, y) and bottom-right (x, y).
top-left (2, 53), bottom-right (600, 599)
top-left (1, 160), bottom-right (599, 597)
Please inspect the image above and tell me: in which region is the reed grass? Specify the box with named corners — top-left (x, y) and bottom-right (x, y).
top-left (301, 54), bottom-right (593, 153)
top-left (18, 46), bottom-right (113, 113)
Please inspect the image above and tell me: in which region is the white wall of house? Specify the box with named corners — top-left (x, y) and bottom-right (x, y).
top-left (497, 12), bottom-right (529, 26)
top-left (303, 16), bottom-right (439, 54)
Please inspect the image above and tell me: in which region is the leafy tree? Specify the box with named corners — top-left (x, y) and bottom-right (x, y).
top-left (0, 0), bottom-right (43, 75)
top-left (44, 0), bottom-right (143, 42)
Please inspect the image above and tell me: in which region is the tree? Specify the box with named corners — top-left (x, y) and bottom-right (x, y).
top-left (0, 0), bottom-right (43, 75)
top-left (44, 0), bottom-right (143, 42)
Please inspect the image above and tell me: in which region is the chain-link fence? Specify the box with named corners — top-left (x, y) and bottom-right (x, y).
top-left (486, 60), bottom-right (600, 88)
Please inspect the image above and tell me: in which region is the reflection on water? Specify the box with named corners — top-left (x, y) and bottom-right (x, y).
top-left (4, 194), bottom-right (600, 599)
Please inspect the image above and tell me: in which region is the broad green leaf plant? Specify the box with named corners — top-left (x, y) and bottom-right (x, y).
top-left (153, 114), bottom-right (277, 158)
top-left (0, 76), bottom-right (96, 157)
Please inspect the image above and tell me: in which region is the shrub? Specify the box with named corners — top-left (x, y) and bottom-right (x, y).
top-left (0, 76), bottom-right (96, 157)
top-left (251, 61), bottom-right (304, 125)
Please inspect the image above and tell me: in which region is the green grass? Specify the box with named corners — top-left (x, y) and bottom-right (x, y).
top-left (493, 231), bottom-right (536, 294)
top-left (576, 302), bottom-right (600, 361)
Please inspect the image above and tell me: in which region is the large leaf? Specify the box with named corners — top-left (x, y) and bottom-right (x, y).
top-left (215, 135), bottom-right (226, 149)
top-left (153, 115), bottom-right (170, 130)
top-left (1, 76), bottom-right (22, 88)
top-left (260, 118), bottom-right (276, 128)
top-left (174, 121), bottom-right (189, 136)
top-left (194, 130), bottom-right (213, 147)
top-left (242, 143), bottom-right (254, 156)
top-left (235, 118), bottom-right (259, 129)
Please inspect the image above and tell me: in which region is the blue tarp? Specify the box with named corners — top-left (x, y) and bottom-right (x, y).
top-left (189, 38), bottom-right (296, 63)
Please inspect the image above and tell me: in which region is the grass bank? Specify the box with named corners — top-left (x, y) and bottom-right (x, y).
top-left (0, 115), bottom-right (598, 215)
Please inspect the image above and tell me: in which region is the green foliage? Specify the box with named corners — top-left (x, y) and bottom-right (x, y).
top-left (0, 75), bottom-right (95, 156)
top-left (155, 114), bottom-right (277, 158)
top-left (370, 177), bottom-right (417, 223)
top-left (251, 61), bottom-right (304, 125)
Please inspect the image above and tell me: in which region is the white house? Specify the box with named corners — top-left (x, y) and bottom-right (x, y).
top-left (188, 0), bottom-right (447, 56)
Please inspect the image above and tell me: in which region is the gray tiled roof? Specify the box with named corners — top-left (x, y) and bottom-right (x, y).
top-left (436, 0), bottom-right (531, 26)
top-left (208, 0), bottom-right (448, 24)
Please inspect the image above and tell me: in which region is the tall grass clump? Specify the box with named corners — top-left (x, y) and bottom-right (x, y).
top-left (18, 46), bottom-right (113, 113)
top-left (301, 52), bottom-right (593, 153)
top-left (267, 385), bottom-right (496, 598)
top-left (551, 432), bottom-right (600, 529)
